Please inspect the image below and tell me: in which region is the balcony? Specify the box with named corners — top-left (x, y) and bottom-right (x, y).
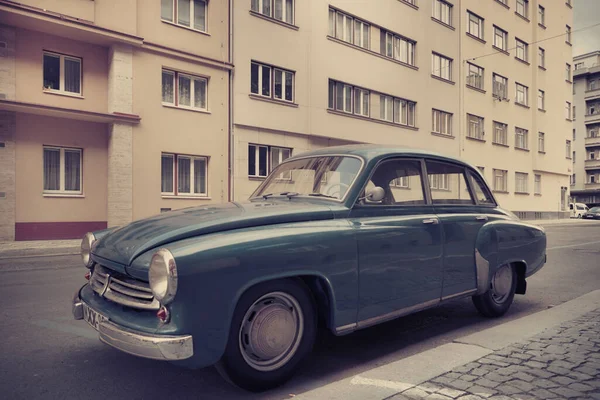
top-left (585, 159), bottom-right (600, 170)
top-left (586, 87), bottom-right (600, 101)
top-left (585, 112), bottom-right (600, 125)
top-left (584, 182), bottom-right (600, 190)
top-left (586, 136), bottom-right (600, 147)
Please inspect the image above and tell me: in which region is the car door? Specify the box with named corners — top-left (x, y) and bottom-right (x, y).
top-left (348, 158), bottom-right (444, 326)
top-left (425, 160), bottom-right (502, 299)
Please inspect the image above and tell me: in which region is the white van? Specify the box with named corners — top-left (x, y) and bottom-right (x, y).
top-left (570, 202), bottom-right (589, 218)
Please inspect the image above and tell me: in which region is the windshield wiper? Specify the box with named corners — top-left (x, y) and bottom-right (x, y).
top-left (308, 193), bottom-right (337, 199)
top-left (262, 192), bottom-right (300, 200)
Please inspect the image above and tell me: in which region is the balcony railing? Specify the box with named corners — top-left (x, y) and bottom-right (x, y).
top-left (586, 136), bottom-right (600, 147)
top-left (586, 87), bottom-right (600, 100)
top-left (585, 111), bottom-right (600, 125)
top-left (584, 159), bottom-right (600, 170)
top-left (584, 182), bottom-right (600, 190)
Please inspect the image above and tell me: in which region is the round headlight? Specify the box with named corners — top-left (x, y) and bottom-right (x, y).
top-left (81, 232), bottom-right (96, 268)
top-left (149, 249), bottom-right (178, 304)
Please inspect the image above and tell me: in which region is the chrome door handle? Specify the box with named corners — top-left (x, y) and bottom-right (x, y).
top-left (422, 218), bottom-right (439, 225)
top-left (475, 215), bottom-right (488, 221)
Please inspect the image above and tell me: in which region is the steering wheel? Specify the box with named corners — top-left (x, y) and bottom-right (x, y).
top-left (324, 182), bottom-right (350, 198)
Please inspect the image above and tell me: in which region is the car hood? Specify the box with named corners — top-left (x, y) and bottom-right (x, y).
top-left (92, 200), bottom-right (336, 266)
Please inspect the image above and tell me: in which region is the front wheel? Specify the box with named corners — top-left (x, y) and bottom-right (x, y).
top-left (472, 264), bottom-right (517, 318)
top-left (216, 279), bottom-right (317, 392)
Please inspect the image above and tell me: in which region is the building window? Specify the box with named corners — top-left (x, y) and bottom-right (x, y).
top-left (516, 38), bottom-right (528, 62)
top-left (515, 172), bottom-right (528, 193)
top-left (162, 69), bottom-right (207, 110)
top-left (538, 5), bottom-right (545, 26)
top-left (161, 153), bottom-right (207, 196)
top-left (493, 26), bottom-right (507, 51)
top-left (534, 174), bottom-right (541, 195)
top-left (390, 176), bottom-right (410, 188)
top-left (381, 31), bottom-right (416, 66)
top-left (538, 89), bottom-right (545, 110)
top-left (432, 0), bottom-right (452, 26)
top-left (329, 8), bottom-right (369, 49)
top-left (354, 88), bottom-right (370, 117)
top-left (467, 63), bottom-right (484, 90)
top-left (516, 83), bottom-right (528, 106)
top-left (573, 151), bottom-right (576, 163)
top-left (566, 140), bottom-right (572, 158)
top-left (328, 80), bottom-right (374, 119)
top-left (493, 121), bottom-right (508, 145)
top-left (538, 47), bottom-right (545, 68)
top-left (379, 95), bottom-right (416, 126)
top-left (566, 25), bottom-right (572, 44)
top-left (516, 0), bottom-right (528, 19)
top-left (493, 73), bottom-right (508, 99)
top-left (571, 174), bottom-right (576, 185)
top-left (432, 109), bottom-right (453, 136)
top-left (493, 169), bottom-right (508, 192)
top-left (248, 144), bottom-right (291, 178)
top-left (566, 63), bottom-right (572, 81)
top-left (467, 114), bottom-right (484, 140)
top-left (573, 105), bottom-right (576, 119)
top-left (43, 146), bottom-right (82, 194)
top-left (432, 53), bottom-right (452, 81)
top-left (589, 80), bottom-right (599, 91)
top-left (565, 101), bottom-right (572, 120)
top-left (43, 52), bottom-right (82, 95)
top-left (515, 127), bottom-right (528, 149)
top-left (467, 11), bottom-right (484, 40)
top-left (251, 62), bottom-right (294, 102)
top-left (161, 0), bottom-right (207, 32)
top-left (252, 0), bottom-right (294, 24)
top-left (538, 132), bottom-right (545, 153)
top-left (573, 129), bottom-right (576, 140)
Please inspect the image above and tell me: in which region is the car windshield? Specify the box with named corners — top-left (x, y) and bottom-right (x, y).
top-left (251, 156), bottom-right (363, 201)
top-left (589, 207), bottom-right (600, 213)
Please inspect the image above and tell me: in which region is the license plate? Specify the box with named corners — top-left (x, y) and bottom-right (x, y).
top-left (82, 303), bottom-right (108, 331)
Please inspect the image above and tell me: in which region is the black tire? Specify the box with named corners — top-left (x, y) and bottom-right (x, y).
top-left (472, 264), bottom-right (517, 318)
top-left (215, 279), bottom-right (317, 392)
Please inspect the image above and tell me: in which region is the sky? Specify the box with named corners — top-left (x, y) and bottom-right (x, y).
top-left (573, 0), bottom-right (600, 56)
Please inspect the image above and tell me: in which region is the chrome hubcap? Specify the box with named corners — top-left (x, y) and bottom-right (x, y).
top-left (490, 265), bottom-right (513, 304)
top-left (239, 292), bottom-right (304, 372)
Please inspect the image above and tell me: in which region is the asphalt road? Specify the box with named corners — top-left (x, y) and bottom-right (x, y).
top-left (1, 223), bottom-right (599, 400)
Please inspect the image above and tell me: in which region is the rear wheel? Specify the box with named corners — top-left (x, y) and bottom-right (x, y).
top-left (216, 279), bottom-right (317, 392)
top-left (472, 264), bottom-right (517, 318)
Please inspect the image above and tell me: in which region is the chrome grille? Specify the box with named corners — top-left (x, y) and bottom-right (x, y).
top-left (90, 265), bottom-right (160, 311)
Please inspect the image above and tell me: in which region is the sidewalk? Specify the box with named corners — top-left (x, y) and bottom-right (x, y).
top-left (294, 290), bottom-right (600, 400)
top-left (0, 239), bottom-right (80, 259)
top-left (521, 218), bottom-right (600, 227)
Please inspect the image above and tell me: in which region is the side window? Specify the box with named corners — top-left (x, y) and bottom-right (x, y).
top-left (426, 161), bottom-right (474, 205)
top-left (362, 159), bottom-right (425, 205)
top-left (468, 172), bottom-right (495, 205)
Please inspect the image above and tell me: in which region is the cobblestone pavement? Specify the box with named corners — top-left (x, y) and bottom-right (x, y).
top-left (390, 309), bottom-right (600, 400)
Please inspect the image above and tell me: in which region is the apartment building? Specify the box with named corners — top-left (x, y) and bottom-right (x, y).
top-left (0, 0), bottom-right (232, 241)
top-left (233, 0), bottom-right (573, 218)
top-left (570, 51), bottom-right (600, 207)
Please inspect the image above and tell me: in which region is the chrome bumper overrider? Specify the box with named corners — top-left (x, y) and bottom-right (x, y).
top-left (72, 290), bottom-right (193, 361)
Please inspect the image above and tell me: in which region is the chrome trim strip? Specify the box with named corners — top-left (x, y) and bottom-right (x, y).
top-left (441, 289), bottom-right (477, 302)
top-left (334, 323), bottom-right (357, 335)
top-left (72, 291), bottom-right (83, 320)
top-left (356, 299), bottom-right (440, 330)
top-left (475, 249), bottom-right (491, 295)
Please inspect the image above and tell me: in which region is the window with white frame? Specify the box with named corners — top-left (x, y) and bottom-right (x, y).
top-left (467, 114), bottom-right (484, 140)
top-left (565, 101), bottom-right (572, 120)
top-left (589, 80), bottom-right (598, 91)
top-left (493, 169), bottom-right (508, 192)
top-left (390, 176), bottom-right (410, 188)
top-left (429, 174), bottom-right (449, 190)
top-left (566, 63), bottom-right (572, 81)
top-left (248, 144), bottom-right (291, 178)
top-left (515, 127), bottom-right (528, 149)
top-left (566, 140), bottom-right (572, 158)
top-left (516, 0), bottom-right (528, 19)
top-left (432, 53), bottom-right (452, 81)
top-left (566, 25), bottom-right (572, 44)
top-left (493, 26), bottom-right (507, 51)
top-left (329, 8), bottom-right (369, 49)
top-left (161, 153), bottom-right (208, 196)
top-left (327, 79), bottom-right (372, 118)
top-left (381, 31), bottom-right (416, 66)
top-left (538, 47), bottom-right (545, 68)
top-left (353, 88), bottom-right (370, 117)
top-left (493, 73), bottom-right (508, 99)
top-left (538, 89), bottom-right (545, 110)
top-left (516, 38), bottom-right (528, 62)
top-left (467, 63), bottom-right (484, 90)
top-left (43, 146), bottom-right (82, 194)
top-left (379, 95), bottom-right (416, 126)
top-left (251, 0), bottom-right (294, 24)
top-left (162, 69), bottom-right (207, 110)
top-left (516, 83), bottom-right (528, 105)
top-left (538, 5), bottom-right (545, 26)
top-left (43, 52), bottom-right (81, 95)
top-left (534, 174), bottom-right (541, 195)
top-left (515, 172), bottom-right (528, 193)
top-left (251, 62), bottom-right (294, 102)
top-left (493, 121), bottom-right (508, 145)
top-left (538, 132), bottom-right (545, 152)
top-left (432, 0), bottom-right (452, 26)
top-left (432, 109), bottom-right (453, 136)
top-left (573, 105), bottom-right (576, 119)
top-left (467, 11), bottom-right (484, 40)
top-left (161, 0), bottom-right (207, 32)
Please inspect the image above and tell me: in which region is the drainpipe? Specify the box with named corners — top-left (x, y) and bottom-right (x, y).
top-left (228, 0), bottom-right (234, 202)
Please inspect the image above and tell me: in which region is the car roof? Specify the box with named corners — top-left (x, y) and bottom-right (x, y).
top-left (288, 144), bottom-right (479, 170)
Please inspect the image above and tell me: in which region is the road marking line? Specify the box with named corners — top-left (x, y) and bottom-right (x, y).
top-left (350, 375), bottom-right (413, 392)
top-left (32, 319), bottom-right (98, 340)
top-left (547, 240), bottom-right (600, 251)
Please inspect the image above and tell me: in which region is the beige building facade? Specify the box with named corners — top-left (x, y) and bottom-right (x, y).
top-left (571, 51), bottom-right (600, 207)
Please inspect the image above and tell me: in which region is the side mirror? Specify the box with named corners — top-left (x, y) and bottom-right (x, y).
top-left (364, 186), bottom-right (385, 202)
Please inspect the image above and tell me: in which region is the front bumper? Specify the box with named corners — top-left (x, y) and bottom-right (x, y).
top-left (72, 289), bottom-right (193, 361)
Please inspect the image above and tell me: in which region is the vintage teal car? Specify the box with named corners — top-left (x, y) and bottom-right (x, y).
top-left (72, 145), bottom-right (547, 391)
